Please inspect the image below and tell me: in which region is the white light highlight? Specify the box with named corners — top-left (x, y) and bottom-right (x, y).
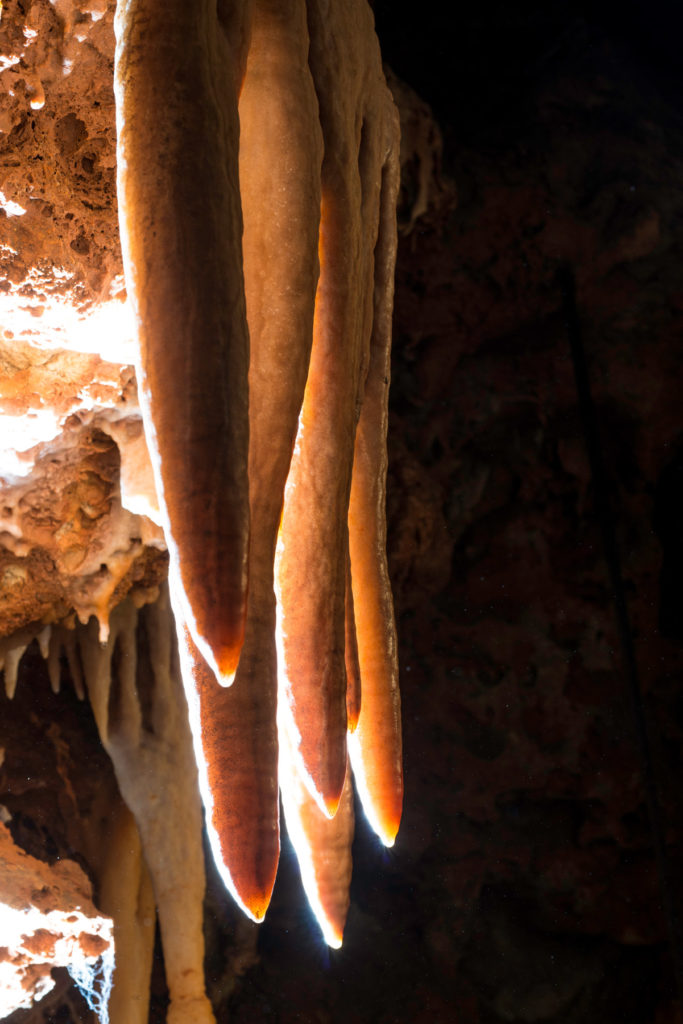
top-left (274, 524), bottom-right (333, 819)
top-left (0, 192), bottom-right (26, 217)
top-left (0, 292), bottom-right (136, 366)
top-left (0, 292), bottom-right (138, 483)
top-left (118, 487), bottom-right (162, 527)
top-left (0, 900), bottom-right (114, 1020)
top-left (347, 728), bottom-right (396, 848)
top-left (0, 408), bottom-right (62, 481)
top-left (173, 615), bottom-right (262, 924)
top-left (278, 731), bottom-right (344, 948)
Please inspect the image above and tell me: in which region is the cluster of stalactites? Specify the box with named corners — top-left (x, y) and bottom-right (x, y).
top-left (114, 0), bottom-right (403, 945)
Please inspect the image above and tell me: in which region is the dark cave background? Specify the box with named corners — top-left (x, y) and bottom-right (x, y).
top-left (5, 0), bottom-right (683, 1020)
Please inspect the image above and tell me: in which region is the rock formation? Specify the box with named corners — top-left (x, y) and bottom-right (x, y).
top-left (3, 0), bottom-right (682, 1022)
top-left (0, 0), bottom-right (402, 1019)
top-left (0, 818), bottom-right (113, 1019)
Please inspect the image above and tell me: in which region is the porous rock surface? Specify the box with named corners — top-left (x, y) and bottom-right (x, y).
top-left (0, 0), bottom-right (119, 316)
top-left (0, 0), bottom-right (165, 641)
top-left (0, 818), bottom-right (112, 1017)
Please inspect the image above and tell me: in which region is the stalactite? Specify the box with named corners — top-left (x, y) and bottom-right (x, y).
top-left (275, 0), bottom-right (393, 817)
top-left (279, 737), bottom-right (355, 949)
top-left (345, 550), bottom-right (363, 733)
top-left (347, 138), bottom-right (404, 848)
top-left (77, 589), bottom-right (216, 1024)
top-left (114, 0), bottom-right (402, 950)
top-left (114, 0), bottom-right (252, 686)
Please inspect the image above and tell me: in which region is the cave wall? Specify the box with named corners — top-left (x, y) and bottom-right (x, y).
top-left (2, 1), bottom-right (683, 1022)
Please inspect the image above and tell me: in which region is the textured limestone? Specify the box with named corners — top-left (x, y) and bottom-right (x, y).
top-left (0, 819), bottom-right (113, 1018)
top-left (0, 0), bottom-right (120, 320)
top-left (0, 0), bottom-right (164, 642)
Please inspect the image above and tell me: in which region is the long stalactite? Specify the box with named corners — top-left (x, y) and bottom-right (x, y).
top-left (0, 0), bottom-right (403, 1019)
top-left (114, 0), bottom-right (403, 940)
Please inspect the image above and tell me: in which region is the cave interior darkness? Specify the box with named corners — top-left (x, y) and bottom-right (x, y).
top-left (3, 0), bottom-right (683, 1021)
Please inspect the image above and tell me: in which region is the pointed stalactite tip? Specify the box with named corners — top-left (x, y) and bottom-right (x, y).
top-left (242, 889), bottom-right (274, 924)
top-left (322, 791), bottom-right (342, 821)
top-left (377, 809), bottom-right (401, 849)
